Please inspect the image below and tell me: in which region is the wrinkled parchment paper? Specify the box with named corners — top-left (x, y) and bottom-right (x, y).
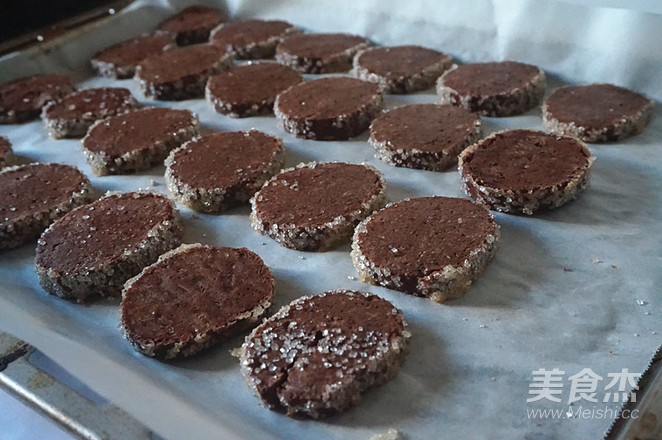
top-left (1, 1), bottom-right (661, 439)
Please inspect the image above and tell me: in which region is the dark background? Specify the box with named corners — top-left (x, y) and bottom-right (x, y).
top-left (0, 1), bottom-right (123, 42)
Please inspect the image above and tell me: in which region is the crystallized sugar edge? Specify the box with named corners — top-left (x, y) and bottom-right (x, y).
top-left (0, 164), bottom-right (94, 250)
top-left (239, 290), bottom-right (411, 418)
top-left (81, 110), bottom-right (201, 176)
top-left (135, 52), bottom-right (234, 101)
top-left (35, 191), bottom-right (183, 302)
top-left (205, 81), bottom-right (278, 118)
top-left (275, 40), bottom-right (370, 74)
top-left (120, 243), bottom-right (274, 359)
top-left (368, 107), bottom-right (482, 171)
top-left (209, 22), bottom-right (300, 59)
top-left (274, 87), bottom-right (383, 140)
top-left (249, 162), bottom-right (387, 251)
top-left (41, 96), bottom-right (140, 139)
top-left (350, 197), bottom-right (501, 302)
top-left (351, 50), bottom-right (453, 94)
top-left (436, 64), bottom-right (546, 117)
top-left (164, 135), bottom-right (285, 213)
top-left (541, 90), bottom-right (655, 143)
top-left (458, 129), bottom-right (596, 215)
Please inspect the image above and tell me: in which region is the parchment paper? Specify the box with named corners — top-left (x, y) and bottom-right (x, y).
top-left (1, 1), bottom-right (661, 439)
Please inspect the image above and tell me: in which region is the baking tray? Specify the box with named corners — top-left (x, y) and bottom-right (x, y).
top-left (1, 1), bottom-right (661, 439)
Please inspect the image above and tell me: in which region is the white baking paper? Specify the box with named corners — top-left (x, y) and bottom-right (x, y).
top-left (1, 1), bottom-right (661, 439)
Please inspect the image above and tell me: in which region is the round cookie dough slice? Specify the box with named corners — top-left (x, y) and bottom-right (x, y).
top-left (369, 104), bottom-right (481, 171)
top-left (42, 87), bottom-right (140, 139)
top-left (81, 107), bottom-right (200, 176)
top-left (0, 75), bottom-right (74, 124)
top-left (206, 63), bottom-right (303, 117)
top-left (135, 45), bottom-right (233, 100)
top-left (251, 162), bottom-right (385, 251)
top-left (121, 243), bottom-right (274, 359)
top-left (458, 129), bottom-right (595, 214)
top-left (36, 191), bottom-right (183, 302)
top-left (0, 136), bottom-right (14, 169)
top-left (210, 19), bottom-right (299, 59)
top-left (0, 163), bottom-right (93, 250)
top-left (275, 77), bottom-right (383, 140)
top-left (352, 196), bottom-right (500, 302)
top-left (240, 289), bottom-right (410, 418)
top-left (275, 33), bottom-right (370, 73)
top-left (156, 5), bottom-right (227, 46)
top-left (437, 61), bottom-right (545, 117)
top-left (90, 34), bottom-right (175, 79)
top-left (165, 130), bottom-right (284, 212)
top-left (542, 83), bottom-right (655, 143)
top-left (352, 45), bottom-right (453, 94)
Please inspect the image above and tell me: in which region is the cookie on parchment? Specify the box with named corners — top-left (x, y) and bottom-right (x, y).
top-left (0, 163), bottom-right (93, 250)
top-left (210, 19), bottom-right (299, 59)
top-left (90, 34), bottom-right (175, 79)
top-left (156, 5), bottom-right (227, 46)
top-left (121, 243), bottom-right (274, 359)
top-left (81, 107), bottom-right (199, 176)
top-left (542, 83), bottom-right (655, 143)
top-left (352, 45), bottom-right (453, 94)
top-left (165, 130), bottom-right (284, 213)
top-left (275, 77), bottom-right (383, 140)
top-left (437, 61), bottom-right (545, 117)
top-left (250, 162), bottom-right (386, 251)
top-left (0, 75), bottom-right (74, 124)
top-left (206, 63), bottom-right (303, 118)
top-left (240, 289), bottom-right (410, 418)
top-left (458, 129), bottom-right (594, 214)
top-left (275, 33), bottom-right (370, 73)
top-left (41, 87), bottom-right (140, 139)
top-left (135, 45), bottom-right (233, 101)
top-left (369, 104), bottom-right (481, 171)
top-left (352, 196), bottom-right (500, 302)
top-left (35, 191), bottom-right (183, 302)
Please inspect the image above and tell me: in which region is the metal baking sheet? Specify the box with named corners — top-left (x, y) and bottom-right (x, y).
top-left (1, 1), bottom-right (661, 439)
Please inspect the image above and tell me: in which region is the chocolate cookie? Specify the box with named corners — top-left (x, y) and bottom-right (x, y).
top-left (250, 162), bottom-right (385, 251)
top-left (275, 77), bottom-right (383, 140)
top-left (352, 45), bottom-right (453, 94)
top-left (275, 33), bottom-right (370, 73)
top-left (90, 34), bottom-right (175, 79)
top-left (36, 191), bottom-right (183, 302)
top-left (459, 129), bottom-right (595, 214)
top-left (0, 136), bottom-right (14, 169)
top-left (352, 197), bottom-right (500, 302)
top-left (369, 104), bottom-right (482, 171)
top-left (165, 130), bottom-right (284, 212)
top-left (542, 83), bottom-right (655, 143)
top-left (0, 163), bottom-right (93, 250)
top-left (206, 63), bottom-right (303, 117)
top-left (121, 243), bottom-right (274, 359)
top-left (437, 61), bottom-right (545, 117)
top-left (82, 107), bottom-right (199, 176)
top-left (210, 19), bottom-right (299, 59)
top-left (41, 88), bottom-right (140, 139)
top-left (135, 45), bottom-right (232, 100)
top-left (240, 289), bottom-right (410, 418)
top-left (0, 75), bottom-right (74, 124)
top-left (156, 5), bottom-right (227, 46)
